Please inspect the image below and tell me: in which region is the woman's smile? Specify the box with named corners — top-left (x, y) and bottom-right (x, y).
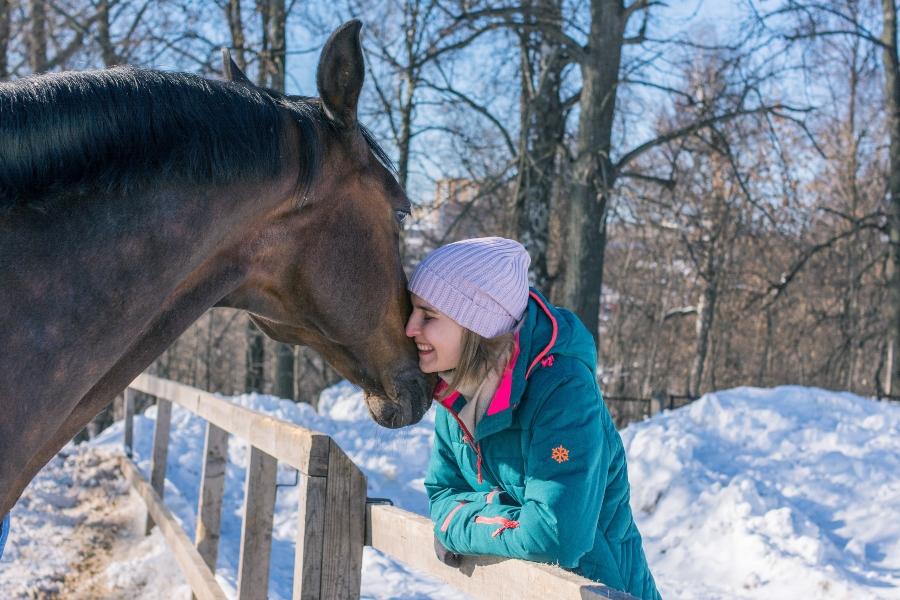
top-left (405, 293), bottom-right (465, 373)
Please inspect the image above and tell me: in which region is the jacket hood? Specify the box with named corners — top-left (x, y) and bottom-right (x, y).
top-left (436, 286), bottom-right (597, 440)
top-left (509, 287), bottom-right (597, 403)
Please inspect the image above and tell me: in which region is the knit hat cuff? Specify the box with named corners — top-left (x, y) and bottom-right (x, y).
top-left (409, 263), bottom-right (520, 338)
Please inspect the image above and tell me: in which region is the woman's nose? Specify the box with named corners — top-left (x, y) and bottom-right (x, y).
top-left (405, 317), bottom-right (419, 338)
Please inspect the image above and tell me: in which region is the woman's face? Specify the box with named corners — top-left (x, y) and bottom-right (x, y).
top-left (405, 293), bottom-right (465, 373)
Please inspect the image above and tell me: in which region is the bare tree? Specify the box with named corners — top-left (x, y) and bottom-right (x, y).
top-left (259, 0), bottom-right (286, 90)
top-left (444, 1), bottom-right (795, 350)
top-left (26, 0), bottom-right (46, 72)
top-left (510, 0), bottom-right (566, 291)
top-left (223, 0), bottom-right (248, 70)
top-left (752, 0), bottom-right (896, 392)
top-left (349, 0), bottom-right (493, 190)
top-left (882, 0), bottom-right (900, 394)
top-left (0, 0), bottom-right (11, 78)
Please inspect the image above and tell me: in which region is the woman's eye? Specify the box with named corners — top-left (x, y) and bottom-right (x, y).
top-left (423, 315), bottom-right (433, 322)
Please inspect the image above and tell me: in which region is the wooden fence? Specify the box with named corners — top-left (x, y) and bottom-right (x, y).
top-left (121, 374), bottom-right (636, 600)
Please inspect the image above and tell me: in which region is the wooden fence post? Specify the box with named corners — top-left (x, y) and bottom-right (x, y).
top-left (292, 474), bottom-right (327, 600)
top-left (195, 422), bottom-right (229, 573)
top-left (124, 388), bottom-right (135, 458)
top-left (236, 446), bottom-right (278, 600)
top-left (319, 440), bottom-right (366, 600)
top-left (145, 397), bottom-right (172, 535)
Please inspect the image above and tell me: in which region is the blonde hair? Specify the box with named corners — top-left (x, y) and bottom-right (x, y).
top-left (438, 328), bottom-right (515, 400)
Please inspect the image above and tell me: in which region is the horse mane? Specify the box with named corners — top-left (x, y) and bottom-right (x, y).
top-left (0, 66), bottom-right (325, 214)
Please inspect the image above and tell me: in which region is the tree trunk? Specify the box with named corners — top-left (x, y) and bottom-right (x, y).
top-left (245, 319), bottom-right (265, 393)
top-left (256, 0), bottom-right (270, 87)
top-left (267, 0), bottom-right (285, 92)
top-left (641, 296), bottom-right (669, 398)
top-left (274, 343), bottom-right (295, 399)
top-left (205, 311), bottom-right (216, 391)
top-left (512, 0), bottom-right (565, 293)
top-left (0, 0), bottom-right (10, 79)
top-left (756, 308), bottom-right (773, 385)
top-left (27, 0), bottom-right (46, 73)
top-left (881, 0), bottom-right (900, 396)
top-left (553, 0), bottom-right (624, 346)
top-left (395, 71), bottom-right (417, 191)
top-left (97, 0), bottom-right (118, 66)
top-left (226, 0), bottom-right (247, 71)
top-left (689, 271), bottom-right (718, 397)
top-left (293, 346), bottom-right (342, 409)
top-left (260, 0), bottom-right (294, 397)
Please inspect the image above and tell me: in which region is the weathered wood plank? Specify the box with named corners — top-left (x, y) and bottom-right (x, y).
top-left (146, 397), bottom-right (171, 535)
top-left (365, 504), bottom-right (637, 600)
top-left (236, 446), bottom-right (278, 600)
top-left (320, 440), bottom-right (365, 600)
top-left (292, 474), bottom-right (327, 600)
top-left (124, 388), bottom-right (135, 458)
top-left (129, 374), bottom-right (330, 476)
top-left (120, 458), bottom-right (227, 600)
top-left (195, 422), bottom-right (229, 571)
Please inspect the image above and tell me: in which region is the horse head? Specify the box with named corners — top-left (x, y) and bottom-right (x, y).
top-left (218, 21), bottom-right (433, 428)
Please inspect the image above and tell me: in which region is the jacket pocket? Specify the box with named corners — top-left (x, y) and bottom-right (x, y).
top-left (474, 515), bottom-right (519, 537)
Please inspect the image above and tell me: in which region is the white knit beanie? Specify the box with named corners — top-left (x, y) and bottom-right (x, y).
top-left (408, 237), bottom-right (531, 338)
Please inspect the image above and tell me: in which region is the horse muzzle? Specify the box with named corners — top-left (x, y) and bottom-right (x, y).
top-left (364, 369), bottom-right (433, 428)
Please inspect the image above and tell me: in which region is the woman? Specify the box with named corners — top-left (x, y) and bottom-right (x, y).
top-left (406, 237), bottom-right (661, 600)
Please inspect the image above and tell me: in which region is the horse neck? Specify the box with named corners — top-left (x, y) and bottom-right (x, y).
top-left (0, 173), bottom-right (296, 406)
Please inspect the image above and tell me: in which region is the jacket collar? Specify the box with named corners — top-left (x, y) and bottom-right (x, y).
top-left (433, 288), bottom-right (559, 440)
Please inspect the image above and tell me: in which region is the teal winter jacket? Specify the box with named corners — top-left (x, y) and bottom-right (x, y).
top-left (424, 288), bottom-right (661, 600)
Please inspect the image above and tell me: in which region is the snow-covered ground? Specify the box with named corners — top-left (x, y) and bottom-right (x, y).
top-left (624, 387), bottom-right (900, 599)
top-left (1, 384), bottom-right (899, 599)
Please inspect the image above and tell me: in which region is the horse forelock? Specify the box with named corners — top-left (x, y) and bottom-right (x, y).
top-left (0, 66), bottom-right (324, 215)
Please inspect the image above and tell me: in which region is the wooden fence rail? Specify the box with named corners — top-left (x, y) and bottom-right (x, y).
top-left (122, 374), bottom-right (635, 600)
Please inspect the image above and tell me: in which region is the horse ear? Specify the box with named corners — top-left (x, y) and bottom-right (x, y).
top-left (221, 48), bottom-right (252, 86)
top-left (316, 20), bottom-right (364, 129)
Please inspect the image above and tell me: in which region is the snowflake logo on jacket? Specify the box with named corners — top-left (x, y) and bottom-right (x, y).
top-left (551, 445), bottom-right (569, 463)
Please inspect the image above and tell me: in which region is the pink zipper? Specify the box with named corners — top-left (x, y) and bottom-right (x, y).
top-left (445, 408), bottom-right (484, 484)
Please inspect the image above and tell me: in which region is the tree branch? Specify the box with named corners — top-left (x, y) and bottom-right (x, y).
top-left (443, 6), bottom-right (587, 63)
top-left (614, 104), bottom-right (808, 174)
top-left (747, 218), bottom-right (885, 311)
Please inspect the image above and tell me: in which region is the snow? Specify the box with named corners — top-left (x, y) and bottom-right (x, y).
top-left (1, 383), bottom-right (899, 599)
top-left (623, 386), bottom-right (900, 599)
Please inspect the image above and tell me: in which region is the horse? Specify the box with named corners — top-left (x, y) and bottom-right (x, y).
top-left (0, 20), bottom-right (432, 522)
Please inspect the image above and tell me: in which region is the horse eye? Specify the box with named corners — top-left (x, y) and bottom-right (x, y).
top-left (395, 209), bottom-right (409, 224)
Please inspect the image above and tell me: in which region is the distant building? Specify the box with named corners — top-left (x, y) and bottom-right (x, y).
top-left (429, 178), bottom-right (478, 234)
top-left (403, 177), bottom-right (509, 273)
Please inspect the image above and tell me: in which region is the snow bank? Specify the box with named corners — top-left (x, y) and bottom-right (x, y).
top-left (623, 386), bottom-right (900, 599)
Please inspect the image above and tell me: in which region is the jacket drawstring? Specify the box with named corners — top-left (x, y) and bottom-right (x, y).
top-left (475, 443), bottom-right (483, 484)
top-left (491, 519), bottom-right (519, 537)
top-left (453, 411), bottom-right (484, 484)
top-left (475, 515), bottom-right (520, 537)
top-left (460, 430), bottom-right (484, 484)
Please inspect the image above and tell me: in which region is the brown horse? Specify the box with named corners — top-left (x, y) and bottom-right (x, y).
top-left (0, 20), bottom-right (431, 520)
